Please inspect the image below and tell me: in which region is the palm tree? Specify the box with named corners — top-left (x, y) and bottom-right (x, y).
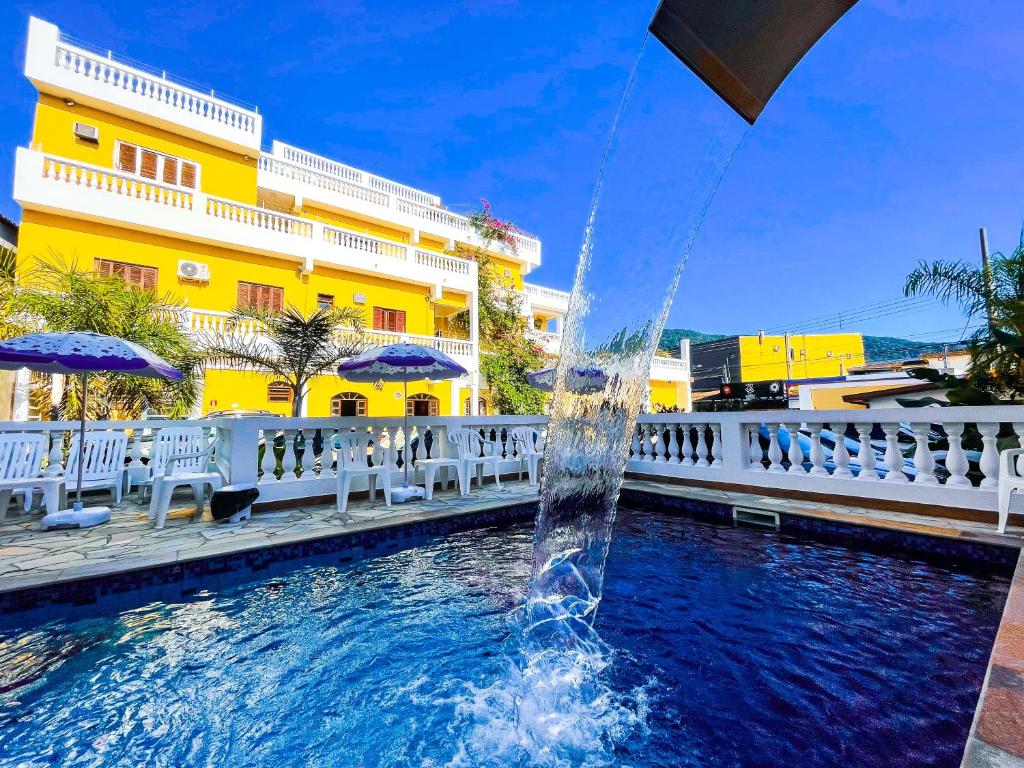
top-left (904, 228), bottom-right (1024, 395)
top-left (11, 256), bottom-right (203, 419)
top-left (203, 304), bottom-right (364, 416)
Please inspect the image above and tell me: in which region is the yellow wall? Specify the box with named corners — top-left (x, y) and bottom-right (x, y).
top-left (203, 370), bottom-right (455, 417)
top-left (808, 382), bottom-right (912, 410)
top-left (738, 333), bottom-right (865, 382)
top-left (650, 380), bottom-right (689, 411)
top-left (32, 95), bottom-right (257, 204)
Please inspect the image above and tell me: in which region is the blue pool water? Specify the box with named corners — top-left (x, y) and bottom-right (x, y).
top-left (0, 506), bottom-right (1010, 767)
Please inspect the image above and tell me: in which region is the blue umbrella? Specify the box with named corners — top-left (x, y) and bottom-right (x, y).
top-left (527, 364), bottom-right (608, 394)
top-left (0, 332), bottom-right (182, 518)
top-left (338, 343), bottom-right (467, 496)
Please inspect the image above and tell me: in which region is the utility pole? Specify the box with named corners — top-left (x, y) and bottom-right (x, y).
top-left (980, 227), bottom-right (994, 328)
top-left (942, 344), bottom-right (949, 374)
top-left (784, 331), bottom-right (793, 381)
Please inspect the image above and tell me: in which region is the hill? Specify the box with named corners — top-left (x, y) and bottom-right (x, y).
top-left (658, 329), bottom-right (958, 363)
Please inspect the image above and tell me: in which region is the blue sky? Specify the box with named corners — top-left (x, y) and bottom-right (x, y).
top-left (1, 0), bottom-right (1022, 345)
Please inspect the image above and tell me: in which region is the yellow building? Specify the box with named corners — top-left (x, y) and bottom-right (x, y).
top-left (690, 332), bottom-right (866, 395)
top-left (8, 17), bottom-right (690, 418)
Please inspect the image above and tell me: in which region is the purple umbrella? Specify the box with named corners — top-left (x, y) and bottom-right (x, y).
top-left (0, 332), bottom-right (182, 516)
top-left (338, 343), bottom-right (466, 495)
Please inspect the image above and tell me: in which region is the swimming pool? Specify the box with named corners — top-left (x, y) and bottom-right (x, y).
top-left (0, 504), bottom-right (1010, 767)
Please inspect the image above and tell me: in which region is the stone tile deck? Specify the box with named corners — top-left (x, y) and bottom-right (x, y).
top-left (0, 482), bottom-right (540, 595)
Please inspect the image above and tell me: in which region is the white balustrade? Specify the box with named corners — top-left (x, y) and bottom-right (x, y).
top-left (258, 155), bottom-right (389, 207)
top-left (51, 38), bottom-right (258, 138)
top-left (207, 197), bottom-right (313, 237)
top-left (6, 407), bottom-right (1024, 519)
top-left (42, 155), bottom-right (193, 209)
top-left (415, 250), bottom-right (471, 275)
top-left (322, 226), bottom-right (406, 260)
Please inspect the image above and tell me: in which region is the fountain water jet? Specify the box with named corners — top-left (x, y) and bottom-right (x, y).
top-left (457, 3), bottom-right (862, 762)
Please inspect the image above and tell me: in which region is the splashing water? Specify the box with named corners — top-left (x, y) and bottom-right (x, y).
top-left (453, 34), bottom-right (748, 766)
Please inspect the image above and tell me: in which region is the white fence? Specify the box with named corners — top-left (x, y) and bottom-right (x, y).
top-left (629, 407), bottom-right (1024, 514)
top-left (3, 406), bottom-right (1021, 515)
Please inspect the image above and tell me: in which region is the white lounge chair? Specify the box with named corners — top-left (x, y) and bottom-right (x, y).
top-left (65, 431), bottom-right (128, 505)
top-left (0, 433), bottom-right (64, 521)
top-left (447, 428), bottom-right (503, 496)
top-left (509, 426), bottom-right (545, 486)
top-left (997, 447), bottom-right (1024, 533)
top-left (335, 432), bottom-right (401, 517)
top-left (146, 428), bottom-right (223, 529)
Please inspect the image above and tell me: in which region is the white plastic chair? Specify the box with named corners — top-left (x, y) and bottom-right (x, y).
top-left (147, 428), bottom-right (223, 529)
top-left (509, 426), bottom-right (545, 486)
top-left (447, 428), bottom-right (503, 496)
top-left (65, 431), bottom-right (129, 504)
top-left (0, 434), bottom-right (63, 520)
top-left (997, 448), bottom-right (1024, 533)
top-left (335, 432), bottom-right (401, 516)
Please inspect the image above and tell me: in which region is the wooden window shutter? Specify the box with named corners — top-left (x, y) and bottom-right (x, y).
top-left (430, 398), bottom-right (439, 417)
top-left (139, 150), bottom-right (158, 180)
top-left (117, 143), bottom-right (137, 174)
top-left (271, 286), bottom-right (283, 312)
top-left (396, 310), bottom-right (406, 333)
top-left (162, 157), bottom-right (178, 185)
top-left (373, 307), bottom-right (383, 330)
top-left (237, 282), bottom-right (251, 309)
top-left (180, 162), bottom-right (197, 188)
top-left (141, 265), bottom-right (158, 292)
top-left (94, 258), bottom-right (113, 278)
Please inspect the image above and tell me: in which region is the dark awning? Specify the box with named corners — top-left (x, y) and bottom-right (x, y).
top-left (649, 0), bottom-right (858, 124)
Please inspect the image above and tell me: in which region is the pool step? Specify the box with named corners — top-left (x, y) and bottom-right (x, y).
top-left (732, 506), bottom-right (781, 530)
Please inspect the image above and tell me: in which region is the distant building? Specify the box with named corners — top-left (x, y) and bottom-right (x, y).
top-left (0, 213), bottom-right (16, 251)
top-left (690, 332), bottom-right (865, 394)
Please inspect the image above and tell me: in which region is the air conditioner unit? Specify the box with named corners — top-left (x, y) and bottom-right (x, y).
top-left (73, 122), bottom-right (99, 142)
top-left (177, 260), bottom-right (210, 281)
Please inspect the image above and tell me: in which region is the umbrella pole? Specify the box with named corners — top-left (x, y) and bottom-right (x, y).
top-left (76, 371), bottom-right (87, 510)
top-left (403, 371), bottom-right (409, 487)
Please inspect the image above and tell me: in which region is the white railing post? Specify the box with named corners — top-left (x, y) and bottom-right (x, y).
top-left (978, 422), bottom-right (1000, 488)
top-left (944, 422), bottom-right (970, 487)
top-left (910, 423), bottom-right (937, 485)
top-left (220, 418), bottom-right (261, 488)
top-left (881, 423), bottom-right (907, 484)
top-left (831, 422), bottom-right (853, 479)
top-left (785, 423), bottom-right (805, 474)
top-left (855, 422), bottom-right (878, 481)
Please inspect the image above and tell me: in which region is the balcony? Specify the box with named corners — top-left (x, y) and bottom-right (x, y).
top-left (258, 142), bottom-right (542, 270)
top-left (14, 148), bottom-right (477, 297)
top-left (25, 18), bottom-right (261, 154)
top-left (523, 283), bottom-right (570, 314)
top-left (184, 308), bottom-right (477, 373)
top-left (650, 356), bottom-right (690, 382)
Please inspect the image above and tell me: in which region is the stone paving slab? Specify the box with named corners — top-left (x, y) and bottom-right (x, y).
top-left (0, 482), bottom-right (541, 595)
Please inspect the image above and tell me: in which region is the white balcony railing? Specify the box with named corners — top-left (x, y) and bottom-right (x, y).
top-left (183, 309), bottom-right (476, 367)
top-left (523, 283), bottom-right (570, 309)
top-left (17, 148), bottom-right (478, 295)
top-left (3, 407), bottom-right (1020, 519)
top-left (26, 18), bottom-right (261, 153)
top-left (261, 146), bottom-right (542, 266)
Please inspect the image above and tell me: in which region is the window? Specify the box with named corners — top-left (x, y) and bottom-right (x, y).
top-left (406, 393), bottom-right (439, 417)
top-left (94, 258), bottom-right (158, 291)
top-left (331, 392), bottom-right (368, 417)
top-left (373, 307), bottom-right (406, 333)
top-left (317, 293), bottom-right (334, 310)
top-left (464, 397), bottom-right (487, 416)
top-left (267, 381), bottom-right (292, 403)
top-left (237, 281), bottom-right (284, 312)
top-left (116, 142), bottom-right (198, 189)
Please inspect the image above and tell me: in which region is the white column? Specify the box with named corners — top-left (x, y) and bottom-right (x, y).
top-left (808, 423), bottom-right (828, 476)
top-left (910, 423), bottom-right (937, 485)
top-left (767, 424), bottom-right (785, 473)
top-left (785, 423), bottom-right (805, 474)
top-left (979, 422), bottom-right (1000, 488)
top-left (944, 422), bottom-right (970, 487)
top-left (831, 423), bottom-right (853, 479)
top-left (12, 368), bottom-right (31, 421)
top-left (881, 423), bottom-right (907, 484)
top-left (854, 423), bottom-right (878, 481)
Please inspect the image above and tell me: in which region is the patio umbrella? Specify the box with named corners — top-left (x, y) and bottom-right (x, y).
top-left (338, 343), bottom-right (466, 501)
top-left (0, 332), bottom-right (182, 523)
top-left (527, 363), bottom-right (608, 394)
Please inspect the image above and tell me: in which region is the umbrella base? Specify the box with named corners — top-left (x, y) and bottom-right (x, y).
top-left (391, 485), bottom-right (426, 503)
top-left (40, 506), bottom-right (111, 531)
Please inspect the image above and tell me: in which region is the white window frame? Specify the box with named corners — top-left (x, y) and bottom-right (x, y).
top-left (113, 141), bottom-right (201, 190)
